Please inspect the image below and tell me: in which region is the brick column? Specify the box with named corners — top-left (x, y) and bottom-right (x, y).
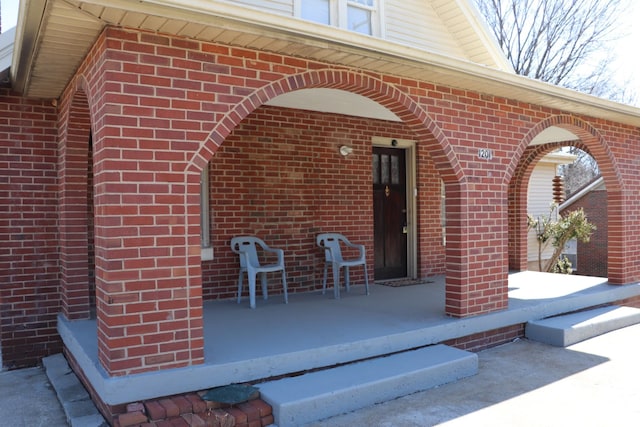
top-left (58, 93), bottom-right (92, 320)
top-left (92, 133), bottom-right (204, 376)
top-left (606, 189), bottom-right (631, 285)
top-left (444, 180), bottom-right (508, 317)
top-left (508, 177), bottom-right (529, 271)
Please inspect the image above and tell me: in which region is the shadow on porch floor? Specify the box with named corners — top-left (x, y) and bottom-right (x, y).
top-left (58, 271), bottom-right (640, 406)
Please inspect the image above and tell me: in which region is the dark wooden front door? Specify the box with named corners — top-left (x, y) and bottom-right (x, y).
top-left (373, 146), bottom-right (407, 280)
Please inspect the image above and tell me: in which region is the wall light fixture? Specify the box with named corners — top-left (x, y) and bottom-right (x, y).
top-left (339, 145), bottom-right (354, 157)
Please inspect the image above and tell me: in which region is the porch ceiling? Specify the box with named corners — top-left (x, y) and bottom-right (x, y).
top-left (11, 0), bottom-right (640, 128)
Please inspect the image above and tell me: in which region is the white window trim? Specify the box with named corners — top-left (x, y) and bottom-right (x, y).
top-left (441, 179), bottom-right (446, 247)
top-left (344, 0), bottom-right (378, 35)
top-left (294, 0), bottom-right (382, 37)
top-left (200, 167), bottom-right (213, 261)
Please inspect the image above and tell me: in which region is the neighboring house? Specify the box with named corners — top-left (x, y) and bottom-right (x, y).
top-left (560, 177), bottom-right (607, 277)
top-left (0, 27), bottom-right (13, 85)
top-left (2, 0), bottom-right (640, 422)
top-left (526, 151), bottom-right (576, 271)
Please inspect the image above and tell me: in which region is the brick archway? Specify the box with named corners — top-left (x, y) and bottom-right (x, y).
top-left (190, 69), bottom-right (460, 181)
top-left (507, 115), bottom-right (624, 282)
top-left (187, 68), bottom-right (481, 316)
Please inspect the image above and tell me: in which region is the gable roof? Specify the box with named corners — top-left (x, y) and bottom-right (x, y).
top-left (430, 0), bottom-right (513, 71)
top-left (7, 0), bottom-right (640, 129)
top-left (560, 177), bottom-right (606, 211)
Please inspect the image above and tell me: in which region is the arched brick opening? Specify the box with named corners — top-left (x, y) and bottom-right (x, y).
top-left (507, 115), bottom-right (623, 283)
top-left (192, 70), bottom-right (460, 178)
top-left (58, 87), bottom-right (93, 321)
top-left (188, 69), bottom-right (482, 317)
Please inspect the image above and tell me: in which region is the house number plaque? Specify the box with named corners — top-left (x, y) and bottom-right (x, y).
top-left (477, 148), bottom-right (493, 160)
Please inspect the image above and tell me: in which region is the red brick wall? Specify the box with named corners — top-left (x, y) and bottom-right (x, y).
top-left (200, 106), bottom-right (445, 300)
top-left (83, 27), bottom-right (638, 326)
top-left (444, 324), bottom-right (525, 352)
top-left (0, 89), bottom-right (61, 369)
top-left (562, 189), bottom-right (608, 277)
top-left (511, 136), bottom-right (629, 284)
top-left (6, 25), bottom-right (640, 372)
top-left (57, 90), bottom-right (93, 321)
top-left (618, 295), bottom-right (640, 308)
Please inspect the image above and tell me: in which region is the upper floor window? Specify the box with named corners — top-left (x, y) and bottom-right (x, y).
top-left (301, 0), bottom-right (331, 24)
top-left (299, 0), bottom-right (379, 36)
top-left (347, 0), bottom-right (375, 34)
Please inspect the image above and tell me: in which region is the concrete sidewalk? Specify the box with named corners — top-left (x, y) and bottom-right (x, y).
top-left (0, 365), bottom-right (68, 426)
top-left (2, 323), bottom-right (640, 426)
top-left (308, 323), bottom-right (640, 427)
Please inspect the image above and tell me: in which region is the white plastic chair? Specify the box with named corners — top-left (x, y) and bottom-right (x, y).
top-left (317, 233), bottom-right (369, 299)
top-left (230, 236), bottom-right (288, 309)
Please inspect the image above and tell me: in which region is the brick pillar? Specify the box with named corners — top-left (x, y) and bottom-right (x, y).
top-left (508, 178), bottom-right (529, 271)
top-left (444, 181), bottom-right (508, 317)
top-left (93, 133), bottom-right (204, 376)
top-left (58, 93), bottom-right (92, 320)
top-left (606, 189), bottom-right (629, 285)
top-left (0, 89), bottom-right (61, 368)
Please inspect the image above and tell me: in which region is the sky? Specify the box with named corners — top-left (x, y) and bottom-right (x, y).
top-left (612, 1), bottom-right (640, 102)
top-left (1, 0), bottom-right (18, 32)
top-left (1, 0), bottom-right (639, 102)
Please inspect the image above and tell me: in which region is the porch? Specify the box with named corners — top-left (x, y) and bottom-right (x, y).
top-left (58, 271), bottom-right (640, 406)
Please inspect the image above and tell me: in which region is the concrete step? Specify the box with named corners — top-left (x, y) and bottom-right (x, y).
top-left (42, 354), bottom-right (108, 427)
top-left (258, 344), bottom-right (478, 427)
top-left (526, 305), bottom-right (640, 347)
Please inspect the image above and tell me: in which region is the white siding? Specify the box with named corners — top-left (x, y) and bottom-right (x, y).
top-left (228, 0), bottom-right (294, 16)
top-left (527, 163), bottom-right (558, 266)
top-left (384, 0), bottom-right (466, 57)
top-left (222, 0), bottom-right (498, 66)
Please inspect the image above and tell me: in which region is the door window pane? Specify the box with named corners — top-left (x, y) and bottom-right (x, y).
top-left (302, 0), bottom-right (330, 24)
top-left (381, 154), bottom-right (389, 184)
top-left (372, 154), bottom-right (379, 184)
top-left (391, 155), bottom-right (399, 184)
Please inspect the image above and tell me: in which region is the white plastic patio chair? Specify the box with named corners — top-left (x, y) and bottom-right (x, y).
top-left (230, 236), bottom-right (288, 309)
top-left (317, 233), bottom-right (370, 299)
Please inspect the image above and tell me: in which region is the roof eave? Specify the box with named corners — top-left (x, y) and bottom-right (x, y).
top-left (539, 152), bottom-right (578, 165)
top-left (10, 0), bottom-right (640, 128)
top-left (10, 0), bottom-right (48, 95)
top-left (560, 177), bottom-right (606, 211)
top-left (453, 0), bottom-right (514, 73)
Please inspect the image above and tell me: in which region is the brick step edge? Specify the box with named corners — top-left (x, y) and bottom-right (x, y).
top-left (113, 390), bottom-right (273, 427)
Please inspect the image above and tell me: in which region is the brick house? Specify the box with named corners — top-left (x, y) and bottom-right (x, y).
top-left (2, 0), bottom-right (640, 422)
top-left (560, 177), bottom-right (608, 277)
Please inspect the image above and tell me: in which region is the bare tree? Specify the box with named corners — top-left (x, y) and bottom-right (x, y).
top-left (559, 147), bottom-right (599, 197)
top-left (474, 0), bottom-right (634, 104)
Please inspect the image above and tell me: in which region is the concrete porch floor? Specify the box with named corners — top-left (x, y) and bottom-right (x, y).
top-left (58, 271), bottom-right (640, 406)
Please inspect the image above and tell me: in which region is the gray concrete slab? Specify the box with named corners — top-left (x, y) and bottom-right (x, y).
top-left (259, 345), bottom-right (477, 427)
top-left (57, 272), bottom-right (640, 405)
top-left (526, 305), bottom-right (640, 346)
top-left (0, 366), bottom-right (68, 427)
top-left (306, 323), bottom-right (640, 427)
top-left (42, 354), bottom-right (107, 427)
top-left (3, 322), bottom-right (640, 426)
